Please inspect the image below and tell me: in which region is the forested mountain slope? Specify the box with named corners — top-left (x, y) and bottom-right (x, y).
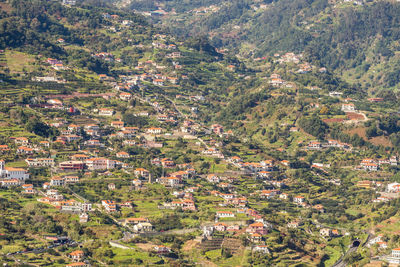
top-left (124, 0), bottom-right (400, 92)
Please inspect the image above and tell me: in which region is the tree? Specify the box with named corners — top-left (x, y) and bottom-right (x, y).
top-left (185, 35), bottom-right (221, 57)
top-left (366, 125), bottom-right (378, 138)
top-left (222, 248), bottom-right (232, 258)
top-left (298, 114), bottom-right (328, 139)
top-left (26, 118), bottom-right (57, 138)
top-left (319, 106), bottom-right (329, 115)
top-left (122, 113), bottom-right (149, 127)
top-left (344, 251), bottom-right (363, 264)
top-left (103, 249), bottom-right (115, 258)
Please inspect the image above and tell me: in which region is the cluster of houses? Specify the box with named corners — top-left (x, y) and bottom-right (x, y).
top-left (383, 247), bottom-right (400, 264)
top-left (228, 157), bottom-right (277, 174)
top-left (357, 157), bottom-right (398, 171)
top-left (319, 228), bottom-right (341, 238)
top-left (137, 9), bottom-right (169, 17)
top-left (268, 74), bottom-right (295, 89)
top-left (59, 157), bottom-right (117, 171)
top-left (276, 52), bottom-right (301, 64)
top-left (65, 250), bottom-right (91, 267)
top-left (116, 66), bottom-right (181, 87)
top-left (4, 81), bottom-right (399, 264)
top-left (203, 212), bottom-right (271, 244)
top-left (101, 200), bottom-right (132, 213)
top-left (122, 217), bottom-right (153, 233)
top-left (368, 234), bottom-right (388, 249)
top-left (355, 180), bottom-right (400, 203)
top-left (38, 187), bottom-right (92, 217)
top-left (274, 52), bottom-right (327, 75)
top-left (46, 58), bottom-right (67, 70)
top-left (33, 76), bottom-right (66, 83)
top-left (92, 52), bottom-right (121, 63)
top-left (190, 5), bottom-right (220, 14)
top-left (4, 12), bottom-right (400, 265)
top-left (307, 139), bottom-right (352, 150)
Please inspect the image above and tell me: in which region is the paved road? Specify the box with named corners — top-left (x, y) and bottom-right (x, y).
top-left (133, 90), bottom-right (217, 155)
top-left (65, 185), bottom-right (89, 202)
top-left (332, 231), bottom-right (373, 267)
top-left (5, 239), bottom-right (76, 265)
top-left (163, 96), bottom-right (187, 119)
top-left (9, 254), bottom-right (38, 267)
top-left (138, 227), bottom-right (199, 237)
top-left (332, 245), bottom-right (358, 267)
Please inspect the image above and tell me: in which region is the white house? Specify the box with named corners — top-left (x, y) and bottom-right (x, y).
top-left (119, 92), bottom-right (132, 101)
top-left (25, 158), bottom-right (55, 167)
top-left (102, 200), bottom-right (117, 212)
top-left (153, 79), bottom-right (164, 86)
top-left (216, 211), bottom-right (235, 218)
top-left (362, 163), bottom-right (378, 171)
top-left (253, 245), bottom-right (270, 254)
top-left (63, 0), bottom-right (76, 5)
top-left (85, 158), bottom-right (115, 170)
top-left (293, 196), bottom-right (305, 204)
top-left (133, 222), bottom-right (153, 232)
top-left (387, 182), bottom-right (400, 193)
top-left (329, 91), bottom-right (343, 97)
top-left (64, 176), bottom-right (80, 184)
top-left (158, 177), bottom-right (181, 188)
top-left (308, 141), bottom-right (322, 150)
top-left (154, 245), bottom-right (170, 254)
top-left (206, 174), bottom-right (220, 183)
top-left (1, 179), bottom-right (20, 187)
top-left (387, 248), bottom-right (400, 264)
top-left (146, 127), bottom-right (163, 134)
top-left (50, 177), bottom-right (65, 187)
top-left (98, 108), bottom-right (114, 116)
top-left (341, 103), bottom-right (356, 112)
top-left (368, 234), bottom-right (383, 247)
top-left (134, 168), bottom-right (150, 178)
top-left (0, 160), bottom-right (29, 181)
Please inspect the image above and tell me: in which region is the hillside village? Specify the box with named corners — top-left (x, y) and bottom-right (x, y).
top-left (1, 0), bottom-right (400, 266)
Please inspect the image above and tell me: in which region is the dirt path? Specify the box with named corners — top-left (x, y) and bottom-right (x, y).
top-left (136, 242), bottom-right (155, 251)
top-left (198, 259), bottom-right (219, 267)
top-left (182, 240), bottom-right (199, 252)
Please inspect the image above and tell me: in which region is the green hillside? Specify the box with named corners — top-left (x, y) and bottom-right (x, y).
top-left (1, 0), bottom-right (400, 266)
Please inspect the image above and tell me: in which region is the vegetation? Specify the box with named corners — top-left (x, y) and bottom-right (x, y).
top-left (0, 0), bottom-right (400, 266)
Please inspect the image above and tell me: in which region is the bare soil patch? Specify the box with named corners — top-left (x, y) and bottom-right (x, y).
top-left (346, 127), bottom-right (367, 139)
top-left (0, 2), bottom-right (13, 13)
top-left (370, 136), bottom-right (392, 147)
top-left (346, 112), bottom-right (365, 121)
top-left (182, 240), bottom-right (199, 252)
top-left (136, 242), bottom-right (155, 251)
top-left (346, 127), bottom-right (392, 146)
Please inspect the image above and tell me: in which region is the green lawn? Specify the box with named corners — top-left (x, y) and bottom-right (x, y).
top-left (6, 161), bottom-right (28, 168)
top-left (4, 50), bottom-right (37, 73)
top-left (110, 247), bottom-right (161, 265)
top-left (323, 245), bottom-right (342, 266)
